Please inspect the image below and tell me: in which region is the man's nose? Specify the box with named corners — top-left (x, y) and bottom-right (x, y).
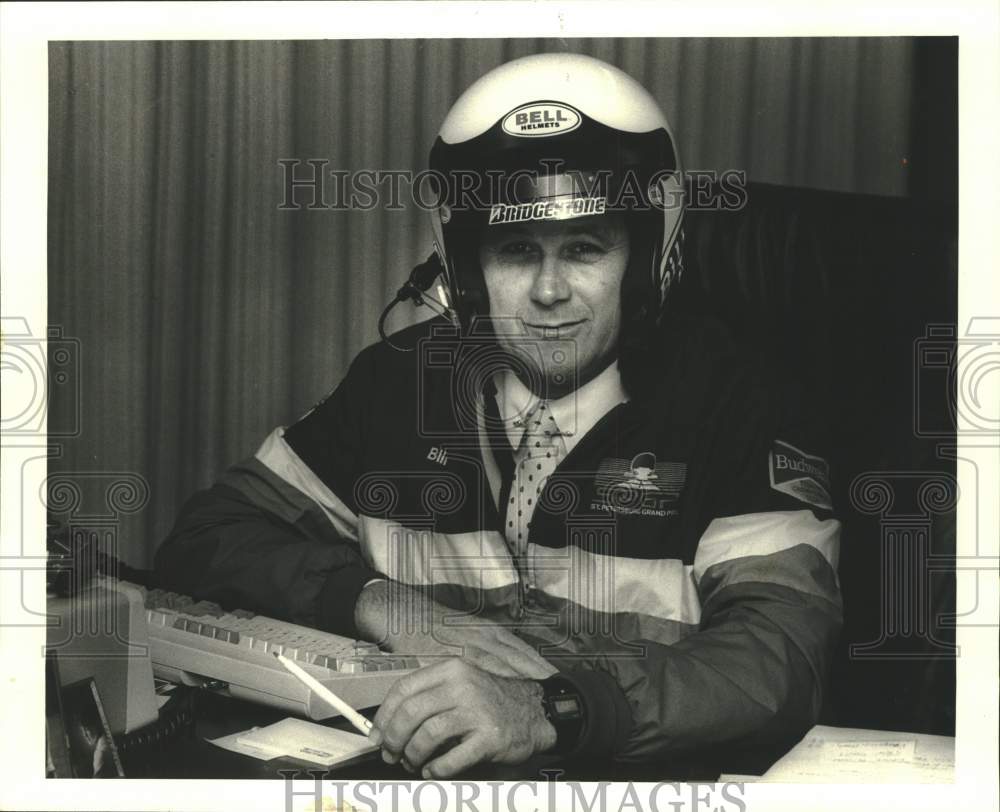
top-left (529, 256), bottom-right (571, 307)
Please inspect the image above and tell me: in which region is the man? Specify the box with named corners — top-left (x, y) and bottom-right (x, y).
top-left (155, 53), bottom-right (842, 778)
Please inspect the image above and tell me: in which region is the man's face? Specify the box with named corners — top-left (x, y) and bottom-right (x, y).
top-left (478, 213), bottom-right (630, 398)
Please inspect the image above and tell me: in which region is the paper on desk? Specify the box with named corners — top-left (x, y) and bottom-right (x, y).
top-left (208, 718), bottom-right (377, 767)
top-left (752, 724), bottom-right (954, 783)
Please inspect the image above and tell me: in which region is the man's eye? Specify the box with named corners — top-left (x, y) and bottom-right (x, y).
top-left (497, 241), bottom-right (538, 258)
top-left (565, 241), bottom-right (605, 259)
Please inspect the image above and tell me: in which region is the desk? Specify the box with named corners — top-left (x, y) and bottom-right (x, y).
top-left (142, 689), bottom-right (575, 780)
top-left (137, 688), bottom-right (724, 781)
top-left (123, 688), bottom-right (956, 783)
top-left (143, 689), bottom-right (402, 779)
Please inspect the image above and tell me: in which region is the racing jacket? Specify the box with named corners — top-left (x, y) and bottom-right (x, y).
top-left (155, 312), bottom-right (842, 768)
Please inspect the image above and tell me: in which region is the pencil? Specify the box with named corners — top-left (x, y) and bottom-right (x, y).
top-left (272, 651), bottom-right (374, 736)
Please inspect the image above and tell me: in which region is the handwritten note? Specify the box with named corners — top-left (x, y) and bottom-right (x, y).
top-left (722, 725), bottom-right (954, 783)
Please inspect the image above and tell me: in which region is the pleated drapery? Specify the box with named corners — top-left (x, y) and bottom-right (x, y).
top-left (47, 38), bottom-right (917, 566)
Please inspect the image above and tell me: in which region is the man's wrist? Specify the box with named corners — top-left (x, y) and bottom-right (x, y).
top-left (527, 680), bottom-right (559, 754)
top-left (546, 669), bottom-right (632, 760)
top-left (536, 675), bottom-right (587, 755)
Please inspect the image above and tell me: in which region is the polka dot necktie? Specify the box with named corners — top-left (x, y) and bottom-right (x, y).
top-left (504, 402), bottom-right (568, 559)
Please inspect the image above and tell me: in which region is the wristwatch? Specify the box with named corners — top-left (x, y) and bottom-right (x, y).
top-left (539, 675), bottom-right (586, 754)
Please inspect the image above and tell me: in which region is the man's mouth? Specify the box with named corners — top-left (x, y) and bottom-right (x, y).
top-left (525, 320), bottom-right (586, 338)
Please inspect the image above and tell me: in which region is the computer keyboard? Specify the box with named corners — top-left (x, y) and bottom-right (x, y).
top-left (121, 580), bottom-right (418, 720)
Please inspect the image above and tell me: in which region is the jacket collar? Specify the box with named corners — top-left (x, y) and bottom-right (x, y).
top-left (492, 360), bottom-right (628, 455)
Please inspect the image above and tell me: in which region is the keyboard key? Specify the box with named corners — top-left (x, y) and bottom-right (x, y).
top-left (173, 618), bottom-right (200, 634)
top-left (338, 659), bottom-right (363, 674)
top-left (146, 610), bottom-right (172, 627)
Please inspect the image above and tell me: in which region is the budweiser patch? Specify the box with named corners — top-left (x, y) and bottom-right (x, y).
top-left (769, 440), bottom-right (832, 511)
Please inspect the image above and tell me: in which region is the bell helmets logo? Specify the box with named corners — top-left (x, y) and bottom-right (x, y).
top-left (769, 440), bottom-right (832, 511)
top-left (501, 102), bottom-right (582, 137)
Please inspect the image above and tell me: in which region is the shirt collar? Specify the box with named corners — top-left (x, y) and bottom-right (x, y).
top-left (492, 361), bottom-right (628, 453)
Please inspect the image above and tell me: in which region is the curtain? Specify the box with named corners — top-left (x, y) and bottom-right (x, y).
top-left (47, 38), bottom-right (917, 567)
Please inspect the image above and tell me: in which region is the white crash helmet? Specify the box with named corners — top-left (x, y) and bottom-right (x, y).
top-left (427, 52), bottom-right (685, 336)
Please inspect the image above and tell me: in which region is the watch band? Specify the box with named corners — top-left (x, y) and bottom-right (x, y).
top-left (539, 675), bottom-right (586, 755)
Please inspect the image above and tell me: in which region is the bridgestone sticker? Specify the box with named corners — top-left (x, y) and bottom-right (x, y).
top-left (488, 197), bottom-right (606, 225)
top-left (769, 440), bottom-right (833, 511)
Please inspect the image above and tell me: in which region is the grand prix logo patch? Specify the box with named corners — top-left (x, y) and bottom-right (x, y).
top-left (590, 453), bottom-right (686, 517)
top-left (769, 440), bottom-right (832, 511)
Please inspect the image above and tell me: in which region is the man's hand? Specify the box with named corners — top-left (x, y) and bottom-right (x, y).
top-left (370, 658), bottom-right (557, 778)
top-left (354, 580), bottom-right (557, 680)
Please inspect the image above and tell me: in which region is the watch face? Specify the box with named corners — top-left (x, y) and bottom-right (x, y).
top-left (552, 697), bottom-right (580, 716)
top-left (542, 680), bottom-right (585, 754)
